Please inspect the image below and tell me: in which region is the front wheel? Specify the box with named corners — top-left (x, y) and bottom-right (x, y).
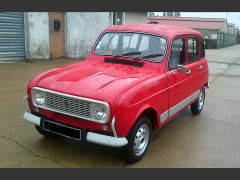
top-left (191, 88), bottom-right (205, 115)
top-left (124, 117), bottom-right (152, 163)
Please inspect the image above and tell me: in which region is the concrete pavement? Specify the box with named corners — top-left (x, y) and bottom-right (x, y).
top-left (0, 44), bottom-right (240, 167)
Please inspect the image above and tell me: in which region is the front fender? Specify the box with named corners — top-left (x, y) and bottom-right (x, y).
top-left (113, 74), bottom-right (168, 137)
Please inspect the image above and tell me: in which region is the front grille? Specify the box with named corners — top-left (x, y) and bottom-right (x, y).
top-left (44, 91), bottom-right (91, 119)
top-left (32, 87), bottom-right (110, 123)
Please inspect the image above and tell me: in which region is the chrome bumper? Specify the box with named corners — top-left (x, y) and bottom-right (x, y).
top-left (23, 111), bottom-right (128, 147)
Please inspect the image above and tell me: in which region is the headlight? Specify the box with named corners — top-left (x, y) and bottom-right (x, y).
top-left (35, 91), bottom-right (45, 105)
top-left (93, 104), bottom-right (108, 120)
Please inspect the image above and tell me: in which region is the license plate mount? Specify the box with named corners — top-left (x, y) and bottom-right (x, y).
top-left (43, 119), bottom-right (81, 140)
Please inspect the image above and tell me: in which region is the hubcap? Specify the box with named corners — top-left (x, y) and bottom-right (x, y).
top-left (198, 90), bottom-right (204, 110)
top-left (134, 124), bottom-right (150, 156)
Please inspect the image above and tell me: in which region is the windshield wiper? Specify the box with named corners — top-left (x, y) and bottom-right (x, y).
top-left (122, 51), bottom-right (142, 56)
top-left (140, 53), bottom-right (164, 59)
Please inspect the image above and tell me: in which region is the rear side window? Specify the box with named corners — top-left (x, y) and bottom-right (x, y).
top-left (169, 38), bottom-right (185, 69)
top-left (200, 38), bottom-right (205, 58)
top-left (188, 38), bottom-right (199, 63)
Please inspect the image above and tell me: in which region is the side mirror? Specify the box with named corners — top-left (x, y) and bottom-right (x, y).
top-left (176, 65), bottom-right (191, 74)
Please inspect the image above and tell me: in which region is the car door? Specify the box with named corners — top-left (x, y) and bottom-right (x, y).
top-left (186, 35), bottom-right (202, 93)
top-left (193, 37), bottom-right (209, 91)
top-left (165, 35), bottom-right (195, 120)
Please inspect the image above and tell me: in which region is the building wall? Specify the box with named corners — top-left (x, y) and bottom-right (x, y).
top-left (219, 21), bottom-right (229, 34)
top-left (196, 29), bottom-right (211, 38)
top-left (195, 29), bottom-right (223, 48)
top-left (236, 29), bottom-right (240, 43)
top-left (124, 12), bottom-right (147, 24)
top-left (65, 12), bottom-right (111, 59)
top-left (25, 12), bottom-right (50, 60)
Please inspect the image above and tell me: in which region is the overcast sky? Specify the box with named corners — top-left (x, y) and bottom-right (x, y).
top-left (155, 12), bottom-right (240, 28)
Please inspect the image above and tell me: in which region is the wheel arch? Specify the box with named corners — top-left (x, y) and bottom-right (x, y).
top-left (125, 107), bottom-right (159, 138)
top-left (204, 82), bottom-right (210, 89)
top-left (138, 108), bottom-right (158, 130)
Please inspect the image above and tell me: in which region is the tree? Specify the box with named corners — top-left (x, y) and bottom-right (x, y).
top-left (174, 12), bottom-right (181, 17)
top-left (148, 12), bottom-right (155, 16)
top-left (163, 12), bottom-right (181, 17)
top-left (167, 12), bottom-right (174, 17)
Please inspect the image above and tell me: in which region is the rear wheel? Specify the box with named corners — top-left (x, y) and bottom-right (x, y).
top-left (124, 117), bottom-right (152, 163)
top-left (191, 88), bottom-right (205, 115)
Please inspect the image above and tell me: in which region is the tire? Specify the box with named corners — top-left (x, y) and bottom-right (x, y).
top-left (35, 125), bottom-right (54, 137)
top-left (124, 117), bottom-right (152, 163)
top-left (191, 88), bottom-right (205, 115)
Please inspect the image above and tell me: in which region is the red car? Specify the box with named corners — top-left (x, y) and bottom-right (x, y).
top-left (23, 24), bottom-right (209, 163)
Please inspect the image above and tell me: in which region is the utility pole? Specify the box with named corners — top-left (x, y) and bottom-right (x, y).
top-left (226, 12), bottom-right (228, 20)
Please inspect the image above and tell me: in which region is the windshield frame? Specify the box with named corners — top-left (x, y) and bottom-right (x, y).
top-left (93, 31), bottom-right (168, 63)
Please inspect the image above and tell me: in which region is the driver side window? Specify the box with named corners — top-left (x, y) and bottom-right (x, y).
top-left (169, 38), bottom-right (185, 69)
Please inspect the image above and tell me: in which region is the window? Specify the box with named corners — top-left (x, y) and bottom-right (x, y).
top-left (129, 34), bottom-right (139, 49)
top-left (139, 35), bottom-right (149, 52)
top-left (210, 33), bottom-right (218, 39)
top-left (94, 32), bottom-right (167, 62)
top-left (113, 12), bottom-right (123, 25)
top-left (188, 38), bottom-right (199, 62)
top-left (123, 36), bottom-right (131, 50)
top-left (200, 38), bottom-right (205, 58)
top-left (169, 38), bottom-right (185, 69)
top-left (95, 33), bottom-right (120, 55)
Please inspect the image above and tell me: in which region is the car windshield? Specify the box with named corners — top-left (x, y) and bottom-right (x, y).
top-left (94, 32), bottom-right (167, 62)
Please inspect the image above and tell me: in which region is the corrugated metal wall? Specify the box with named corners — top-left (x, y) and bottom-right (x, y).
top-left (0, 12), bottom-right (25, 61)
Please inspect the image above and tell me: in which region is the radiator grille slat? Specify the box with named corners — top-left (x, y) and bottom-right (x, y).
top-left (44, 92), bottom-right (91, 118)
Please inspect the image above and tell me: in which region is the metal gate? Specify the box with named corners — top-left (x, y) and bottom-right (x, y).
top-left (0, 12), bottom-right (25, 61)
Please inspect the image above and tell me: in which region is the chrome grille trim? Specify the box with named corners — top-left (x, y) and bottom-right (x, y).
top-left (31, 87), bottom-right (110, 124)
top-left (45, 92), bottom-right (91, 118)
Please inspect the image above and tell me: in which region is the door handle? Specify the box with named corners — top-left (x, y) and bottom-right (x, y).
top-left (169, 70), bottom-right (177, 74)
top-left (185, 70), bottom-right (192, 74)
top-left (197, 65), bottom-right (203, 70)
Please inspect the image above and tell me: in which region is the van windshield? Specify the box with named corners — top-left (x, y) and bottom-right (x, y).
top-left (94, 32), bottom-right (167, 62)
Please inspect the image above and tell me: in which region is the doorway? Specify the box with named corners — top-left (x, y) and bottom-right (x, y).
top-left (49, 12), bottom-right (65, 58)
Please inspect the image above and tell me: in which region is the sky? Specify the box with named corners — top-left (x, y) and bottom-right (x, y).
top-left (155, 12), bottom-right (240, 28)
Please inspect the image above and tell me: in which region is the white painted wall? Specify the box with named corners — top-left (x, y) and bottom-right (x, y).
top-left (219, 20), bottom-right (229, 34)
top-left (24, 12), bottom-right (147, 60)
top-left (65, 12), bottom-right (111, 59)
top-left (124, 12), bottom-right (147, 24)
top-left (25, 12), bottom-right (50, 60)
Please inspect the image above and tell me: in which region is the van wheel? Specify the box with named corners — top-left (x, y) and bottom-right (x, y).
top-left (125, 117), bottom-right (152, 163)
top-left (191, 88), bottom-right (205, 115)
top-left (35, 125), bottom-right (54, 137)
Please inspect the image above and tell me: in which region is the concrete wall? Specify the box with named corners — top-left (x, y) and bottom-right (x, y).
top-left (65, 12), bottom-right (111, 59)
top-left (197, 29), bottom-right (211, 38)
top-left (25, 12), bottom-right (50, 60)
top-left (124, 12), bottom-right (147, 24)
top-left (24, 12), bottom-right (147, 60)
top-left (219, 21), bottom-right (229, 34)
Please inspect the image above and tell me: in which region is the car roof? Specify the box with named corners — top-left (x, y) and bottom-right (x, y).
top-left (105, 24), bottom-right (203, 39)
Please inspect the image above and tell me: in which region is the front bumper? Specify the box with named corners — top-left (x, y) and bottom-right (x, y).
top-left (23, 111), bottom-right (128, 147)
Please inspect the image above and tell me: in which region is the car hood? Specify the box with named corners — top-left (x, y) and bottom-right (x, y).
top-left (34, 60), bottom-right (159, 105)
